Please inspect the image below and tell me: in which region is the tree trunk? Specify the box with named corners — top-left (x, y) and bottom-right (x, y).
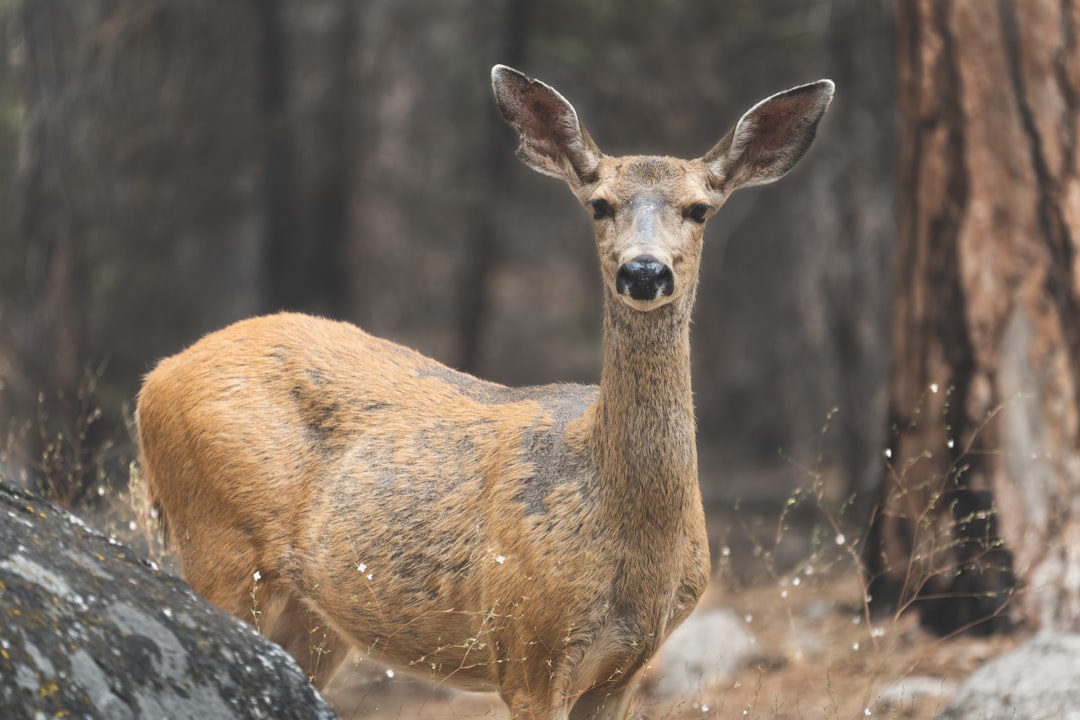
top-left (10, 0), bottom-right (89, 507)
top-left (18, 0), bottom-right (84, 401)
top-left (455, 0), bottom-right (532, 373)
top-left (866, 0), bottom-right (1080, 634)
top-left (303, 0), bottom-right (357, 319)
top-left (257, 0), bottom-right (298, 314)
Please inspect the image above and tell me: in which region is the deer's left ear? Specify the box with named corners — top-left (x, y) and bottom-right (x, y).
top-left (492, 65), bottom-right (603, 189)
top-left (703, 80), bottom-right (834, 194)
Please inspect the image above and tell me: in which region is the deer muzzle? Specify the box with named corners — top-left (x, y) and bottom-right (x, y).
top-left (615, 255), bottom-right (674, 301)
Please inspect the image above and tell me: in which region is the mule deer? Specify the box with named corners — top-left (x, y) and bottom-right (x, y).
top-left (136, 66), bottom-right (832, 719)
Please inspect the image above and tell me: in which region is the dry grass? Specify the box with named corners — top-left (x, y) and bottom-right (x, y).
top-left (662, 575), bottom-right (1016, 720)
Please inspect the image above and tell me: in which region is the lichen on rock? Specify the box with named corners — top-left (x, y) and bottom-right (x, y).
top-left (0, 481), bottom-right (337, 719)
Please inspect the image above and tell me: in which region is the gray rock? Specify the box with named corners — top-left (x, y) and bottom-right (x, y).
top-left (0, 481), bottom-right (337, 719)
top-left (649, 608), bottom-right (757, 698)
top-left (941, 633), bottom-right (1080, 720)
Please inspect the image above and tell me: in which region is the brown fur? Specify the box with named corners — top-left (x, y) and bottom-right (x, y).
top-left (136, 66), bottom-right (832, 719)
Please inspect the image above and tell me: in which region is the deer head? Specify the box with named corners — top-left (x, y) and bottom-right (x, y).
top-left (491, 65), bottom-right (834, 314)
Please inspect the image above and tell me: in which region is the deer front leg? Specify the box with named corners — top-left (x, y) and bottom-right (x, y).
top-left (568, 679), bottom-right (640, 720)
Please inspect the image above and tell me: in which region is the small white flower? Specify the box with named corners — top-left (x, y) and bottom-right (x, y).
top-left (835, 533), bottom-right (846, 546)
top-left (357, 562), bottom-right (367, 573)
top-left (252, 571), bottom-right (261, 583)
top-left (385, 669), bottom-right (395, 679)
top-left (495, 555), bottom-right (506, 564)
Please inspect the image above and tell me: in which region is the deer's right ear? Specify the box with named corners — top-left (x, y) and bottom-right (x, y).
top-left (492, 65), bottom-right (602, 188)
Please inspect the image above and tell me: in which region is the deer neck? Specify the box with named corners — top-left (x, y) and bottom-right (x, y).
top-left (586, 288), bottom-right (699, 524)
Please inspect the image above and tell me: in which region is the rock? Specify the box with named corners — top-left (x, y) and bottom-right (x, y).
top-left (941, 632), bottom-right (1080, 720)
top-left (648, 608), bottom-right (757, 698)
top-left (0, 482), bottom-right (336, 719)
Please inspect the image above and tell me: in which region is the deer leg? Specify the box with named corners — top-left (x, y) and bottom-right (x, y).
top-left (264, 593), bottom-right (352, 689)
top-left (568, 679), bottom-right (639, 720)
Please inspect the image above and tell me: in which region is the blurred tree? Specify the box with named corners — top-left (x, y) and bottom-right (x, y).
top-left (261, 0), bottom-right (358, 318)
top-left (256, 0), bottom-right (297, 313)
top-left (13, 0), bottom-right (84, 419)
top-left (867, 0), bottom-right (1080, 634)
top-left (455, 0), bottom-right (532, 373)
top-left (1, 1), bottom-right (98, 508)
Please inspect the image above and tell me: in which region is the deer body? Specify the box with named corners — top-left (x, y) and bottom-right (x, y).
top-left (136, 67), bottom-right (832, 719)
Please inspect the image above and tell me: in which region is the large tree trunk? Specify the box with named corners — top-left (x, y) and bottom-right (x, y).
top-left (866, 0), bottom-right (1080, 634)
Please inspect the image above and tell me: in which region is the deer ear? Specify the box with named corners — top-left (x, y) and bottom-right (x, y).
top-left (703, 79), bottom-right (834, 194)
top-left (492, 65), bottom-right (602, 188)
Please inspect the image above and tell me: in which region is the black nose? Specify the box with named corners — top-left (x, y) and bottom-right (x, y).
top-left (615, 256), bottom-right (674, 301)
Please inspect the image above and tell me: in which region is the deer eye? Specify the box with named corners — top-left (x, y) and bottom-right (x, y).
top-left (586, 199), bottom-right (614, 221)
top-left (685, 203), bottom-right (711, 224)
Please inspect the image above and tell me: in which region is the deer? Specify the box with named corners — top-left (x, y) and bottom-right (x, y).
top-left (135, 65), bottom-right (833, 719)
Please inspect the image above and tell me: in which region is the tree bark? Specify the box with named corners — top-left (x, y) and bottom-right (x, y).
top-left (303, 0), bottom-right (357, 319)
top-left (257, 0), bottom-right (298, 313)
top-left (18, 0), bottom-right (84, 401)
top-left (866, 0), bottom-right (1080, 634)
top-left (455, 0), bottom-right (533, 373)
top-left (8, 0), bottom-right (89, 506)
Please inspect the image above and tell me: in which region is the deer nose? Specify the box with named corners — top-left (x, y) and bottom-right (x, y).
top-left (615, 256), bottom-right (674, 301)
